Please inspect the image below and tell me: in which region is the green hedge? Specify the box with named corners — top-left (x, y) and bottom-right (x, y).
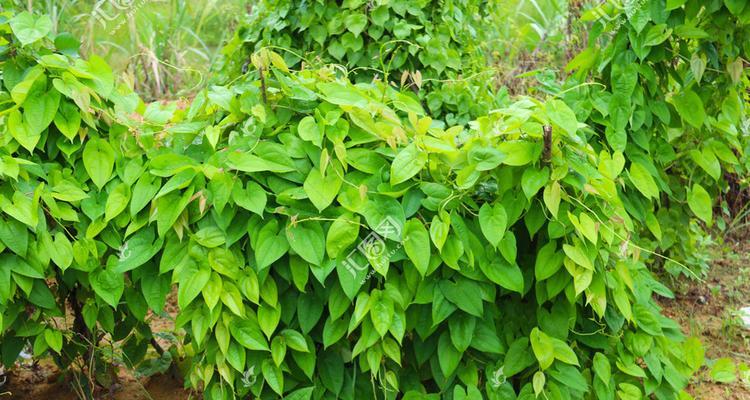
top-left (0, 3), bottom-right (748, 400)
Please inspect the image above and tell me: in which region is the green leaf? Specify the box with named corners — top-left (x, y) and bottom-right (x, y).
top-left (287, 221), bottom-right (325, 266)
top-left (479, 203), bottom-right (507, 248)
top-left (317, 82), bottom-right (370, 107)
top-left (429, 214), bottom-right (450, 252)
top-left (44, 329), bottom-right (63, 353)
top-left (684, 337), bottom-right (705, 371)
top-left (323, 317), bottom-right (347, 349)
top-left (504, 338), bottom-right (535, 377)
top-left (282, 329), bottom-right (309, 352)
top-left (543, 181), bottom-right (561, 218)
top-left (262, 359), bottom-right (284, 395)
top-left (439, 279), bottom-right (483, 317)
top-left (521, 167), bottom-right (550, 199)
top-left (48, 232), bottom-right (73, 271)
top-left (628, 162), bottom-right (659, 200)
top-left (23, 88), bottom-right (60, 138)
top-left (271, 336), bottom-right (287, 366)
top-left (535, 242), bottom-right (563, 281)
top-left (551, 337), bottom-right (579, 366)
top-left (672, 90), bottom-right (706, 128)
top-left (468, 146), bottom-right (506, 170)
top-left (226, 152), bottom-right (295, 173)
top-left (254, 221), bottom-right (289, 270)
top-left (0, 218), bottom-right (28, 256)
top-left (130, 173), bottom-right (160, 216)
top-left (593, 352), bottom-right (611, 386)
top-left (230, 318), bottom-right (269, 351)
top-left (193, 226), bottom-right (226, 248)
top-left (91, 268), bottom-right (124, 308)
top-left (104, 183), bottom-right (131, 222)
top-left (141, 267), bottom-right (169, 311)
top-left (202, 272), bottom-right (222, 310)
top-left (479, 260), bottom-right (524, 294)
top-left (326, 214), bottom-right (360, 259)
top-left (632, 304), bottom-right (662, 336)
top-left (304, 166), bottom-right (343, 211)
top-left (690, 54), bottom-right (706, 84)
top-left (361, 195), bottom-right (405, 241)
top-left (220, 282), bottom-right (245, 316)
top-left (345, 13), bottom-right (368, 36)
top-left (437, 331), bottom-right (461, 377)
top-left (10, 12), bottom-right (52, 46)
top-left (530, 372), bottom-right (545, 398)
top-left (710, 358), bottom-right (736, 383)
top-left (83, 139), bottom-right (115, 190)
top-left (666, 0), bottom-right (687, 9)
top-left (177, 263), bottom-right (211, 309)
top-left (298, 116), bottom-right (322, 146)
top-left (563, 243), bottom-right (594, 271)
top-left (643, 24), bottom-right (672, 46)
top-left (114, 228), bottom-right (163, 273)
top-left (8, 110), bottom-right (38, 152)
top-left (54, 100), bottom-right (81, 140)
top-left (498, 141), bottom-right (540, 166)
top-left (4, 254), bottom-right (43, 279)
top-left (390, 143), bottom-right (427, 185)
top-left (530, 328), bottom-right (554, 370)
top-left (286, 387), bottom-right (315, 400)
top-left (687, 184), bottom-right (712, 225)
top-left (725, 0), bottom-right (747, 15)
top-left (370, 291), bottom-right (394, 337)
top-left (258, 303), bottom-right (281, 338)
top-left (403, 219), bottom-right (430, 276)
top-left (546, 100), bottom-right (578, 136)
top-left (448, 313), bottom-right (475, 353)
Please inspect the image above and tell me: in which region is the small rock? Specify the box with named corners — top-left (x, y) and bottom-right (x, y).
top-left (740, 307), bottom-right (750, 329)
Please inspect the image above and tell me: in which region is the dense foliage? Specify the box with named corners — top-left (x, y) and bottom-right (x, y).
top-left (218, 0), bottom-right (499, 125)
top-left (566, 0), bottom-right (750, 277)
top-left (0, 1), bottom-right (748, 400)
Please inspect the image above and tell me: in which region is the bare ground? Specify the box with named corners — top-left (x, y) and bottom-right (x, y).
top-left (659, 238), bottom-right (750, 399)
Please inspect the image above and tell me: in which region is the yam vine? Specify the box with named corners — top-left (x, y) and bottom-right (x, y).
top-left (0, 2), bottom-right (748, 399)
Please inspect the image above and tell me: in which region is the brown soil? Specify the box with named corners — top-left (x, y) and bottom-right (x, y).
top-left (3, 363), bottom-right (192, 400)
top-left (2, 289), bottom-right (193, 400)
top-left (659, 238), bottom-right (750, 399)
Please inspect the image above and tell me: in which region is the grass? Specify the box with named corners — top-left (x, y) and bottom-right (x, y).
top-left (5, 0), bottom-right (249, 100)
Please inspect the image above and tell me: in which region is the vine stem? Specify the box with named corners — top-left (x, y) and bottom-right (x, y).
top-left (566, 193), bottom-right (705, 282)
